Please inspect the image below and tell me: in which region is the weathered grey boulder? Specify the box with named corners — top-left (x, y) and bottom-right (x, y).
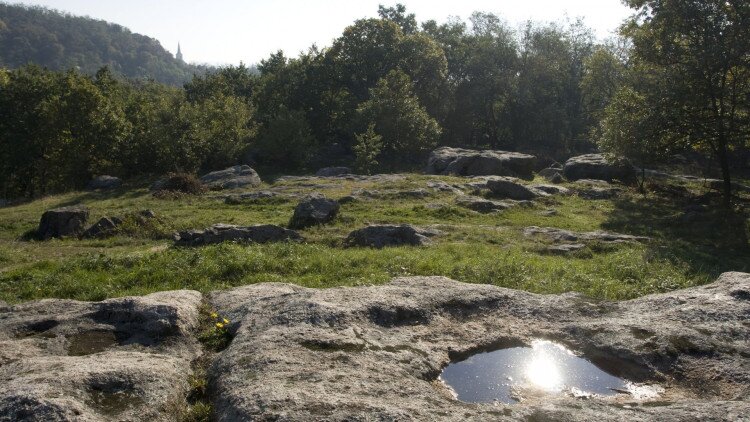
top-left (455, 196), bottom-right (514, 213)
top-left (530, 184), bottom-right (570, 195)
top-left (37, 207), bottom-right (89, 240)
top-left (0, 290), bottom-right (202, 421)
top-left (288, 194), bottom-right (340, 229)
top-left (427, 147), bottom-right (536, 179)
top-left (524, 226), bottom-right (650, 244)
top-left (346, 224), bottom-right (439, 248)
top-left (426, 180), bottom-right (463, 193)
top-left (82, 216), bottom-right (123, 239)
top-left (174, 224), bottom-right (302, 246)
top-left (315, 167), bottom-right (352, 177)
top-left (86, 175), bottom-right (122, 190)
top-left (563, 154), bottom-right (636, 184)
top-left (486, 177), bottom-right (542, 200)
top-left (200, 165), bottom-right (261, 190)
top-left (207, 272), bottom-right (750, 421)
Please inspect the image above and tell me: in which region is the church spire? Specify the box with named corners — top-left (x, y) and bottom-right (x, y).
top-left (176, 43), bottom-right (183, 62)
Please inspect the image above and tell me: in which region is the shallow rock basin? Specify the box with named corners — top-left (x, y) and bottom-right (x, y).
top-left (440, 340), bottom-right (660, 404)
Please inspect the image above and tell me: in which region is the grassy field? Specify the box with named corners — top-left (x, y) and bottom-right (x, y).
top-left (1, 174), bottom-right (748, 304)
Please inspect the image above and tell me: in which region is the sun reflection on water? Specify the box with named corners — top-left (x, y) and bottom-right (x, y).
top-left (525, 341), bottom-right (563, 391)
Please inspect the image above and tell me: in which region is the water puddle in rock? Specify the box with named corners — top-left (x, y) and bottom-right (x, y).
top-left (440, 340), bottom-right (660, 404)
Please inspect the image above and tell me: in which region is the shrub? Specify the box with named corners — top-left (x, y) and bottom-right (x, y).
top-left (156, 173), bottom-right (206, 195)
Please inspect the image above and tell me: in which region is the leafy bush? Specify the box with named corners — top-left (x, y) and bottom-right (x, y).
top-left (156, 173), bottom-right (206, 195)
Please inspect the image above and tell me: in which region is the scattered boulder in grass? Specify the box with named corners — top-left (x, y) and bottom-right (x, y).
top-left (524, 226), bottom-right (650, 244)
top-left (200, 165), bottom-right (261, 190)
top-left (86, 175), bottom-right (122, 190)
top-left (345, 224), bottom-right (439, 248)
top-left (81, 216), bottom-right (123, 239)
top-left (174, 224), bottom-right (302, 246)
top-left (538, 167), bottom-right (564, 183)
top-left (486, 177), bottom-right (542, 200)
top-left (455, 196), bottom-right (514, 213)
top-left (288, 194), bottom-right (340, 229)
top-left (530, 184), bottom-right (570, 195)
top-left (426, 147), bottom-right (536, 179)
top-left (37, 207), bottom-right (89, 240)
top-left (315, 167), bottom-right (352, 177)
top-left (563, 154), bottom-right (637, 184)
top-left (81, 210), bottom-right (157, 239)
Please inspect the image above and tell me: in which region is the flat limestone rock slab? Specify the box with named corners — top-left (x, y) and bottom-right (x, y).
top-left (207, 273), bottom-right (750, 421)
top-left (0, 291), bottom-right (202, 421)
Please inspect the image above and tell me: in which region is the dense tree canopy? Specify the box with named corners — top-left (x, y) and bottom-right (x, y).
top-left (1, 2), bottom-right (746, 201)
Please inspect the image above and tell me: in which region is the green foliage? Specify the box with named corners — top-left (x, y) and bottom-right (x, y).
top-left (254, 108), bottom-right (315, 169)
top-left (0, 4), bottom-right (206, 85)
top-left (357, 70), bottom-right (441, 167)
top-left (353, 124), bottom-right (383, 174)
top-left (604, 0), bottom-right (750, 203)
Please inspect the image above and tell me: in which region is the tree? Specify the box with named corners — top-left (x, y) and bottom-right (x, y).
top-left (357, 70), bottom-right (441, 168)
top-left (378, 4), bottom-right (417, 34)
top-left (615, 0), bottom-right (750, 206)
top-left (353, 124), bottom-right (384, 174)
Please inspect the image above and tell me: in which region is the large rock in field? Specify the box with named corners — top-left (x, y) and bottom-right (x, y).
top-left (427, 147), bottom-right (536, 179)
top-left (86, 175), bottom-right (122, 190)
top-left (345, 224), bottom-right (439, 248)
top-left (524, 226), bottom-right (650, 244)
top-left (37, 206), bottom-right (89, 240)
top-left (174, 224), bottom-right (302, 246)
top-left (207, 272), bottom-right (750, 420)
top-left (315, 167), bottom-right (352, 177)
top-left (0, 290), bottom-right (202, 421)
top-left (455, 196), bottom-right (515, 213)
top-left (81, 216), bottom-right (123, 239)
top-left (563, 154), bottom-right (636, 184)
top-left (288, 194), bottom-right (340, 229)
top-left (486, 177), bottom-right (542, 200)
top-left (200, 165), bottom-right (261, 190)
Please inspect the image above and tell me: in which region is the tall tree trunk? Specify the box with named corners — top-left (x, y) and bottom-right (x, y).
top-left (717, 140), bottom-right (732, 209)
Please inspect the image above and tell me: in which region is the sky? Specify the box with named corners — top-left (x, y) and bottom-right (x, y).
top-left (10, 0), bottom-right (633, 65)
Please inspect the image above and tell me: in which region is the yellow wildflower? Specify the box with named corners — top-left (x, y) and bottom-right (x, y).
top-left (210, 312), bottom-right (218, 319)
top-left (215, 322), bottom-right (224, 329)
top-left (223, 318), bottom-right (230, 324)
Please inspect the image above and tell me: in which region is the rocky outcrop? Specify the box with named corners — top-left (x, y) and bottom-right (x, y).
top-left (174, 224), bottom-right (302, 246)
top-left (207, 272), bottom-right (750, 420)
top-left (82, 216), bottom-right (123, 239)
top-left (524, 226), bottom-right (650, 244)
top-left (315, 167), bottom-right (352, 177)
top-left (345, 224), bottom-right (439, 248)
top-left (563, 154), bottom-right (636, 184)
top-left (200, 165), bottom-right (261, 190)
top-left (288, 194), bottom-right (340, 229)
top-left (529, 184), bottom-right (570, 196)
top-left (538, 167), bottom-right (564, 183)
top-left (427, 147), bottom-right (536, 179)
top-left (37, 207), bottom-right (89, 240)
top-left (86, 175), bottom-right (122, 190)
top-left (487, 177), bottom-right (542, 200)
top-left (455, 196), bottom-right (526, 213)
top-left (0, 290), bottom-right (202, 421)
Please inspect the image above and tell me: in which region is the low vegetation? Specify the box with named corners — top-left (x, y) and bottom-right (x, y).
top-left (0, 174), bottom-right (747, 304)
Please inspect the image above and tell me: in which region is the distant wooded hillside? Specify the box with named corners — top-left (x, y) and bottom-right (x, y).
top-left (0, 3), bottom-right (207, 85)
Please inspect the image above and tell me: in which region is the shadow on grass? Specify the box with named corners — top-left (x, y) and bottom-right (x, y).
top-left (602, 192), bottom-right (750, 281)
